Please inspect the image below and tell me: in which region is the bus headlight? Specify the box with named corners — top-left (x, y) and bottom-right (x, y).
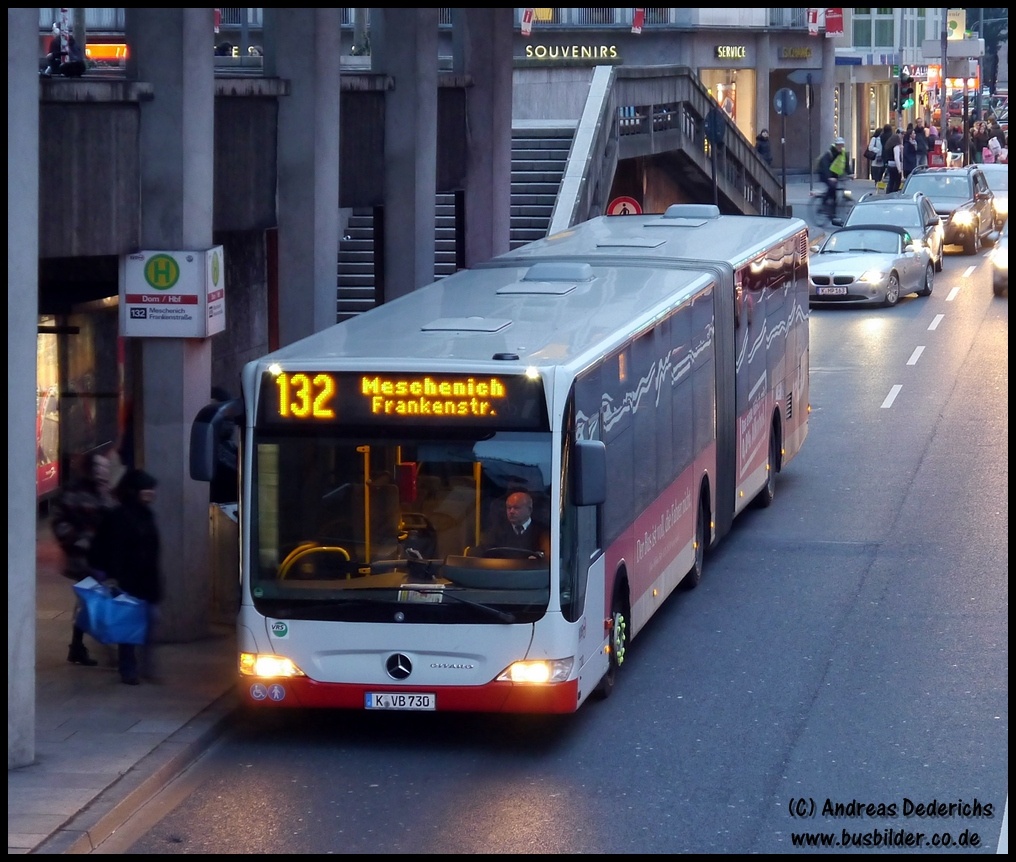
top-left (239, 652), bottom-right (306, 678)
top-left (497, 657), bottom-right (574, 684)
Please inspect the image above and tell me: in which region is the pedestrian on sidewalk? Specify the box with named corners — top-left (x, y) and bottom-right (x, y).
top-left (883, 128), bottom-right (903, 193)
top-left (49, 449), bottom-right (117, 666)
top-left (865, 128), bottom-right (884, 182)
top-left (89, 468), bottom-right (163, 685)
top-left (901, 124), bottom-right (919, 180)
top-left (914, 118), bottom-right (930, 168)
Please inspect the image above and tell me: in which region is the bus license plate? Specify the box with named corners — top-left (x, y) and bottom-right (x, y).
top-left (365, 692), bottom-right (436, 711)
top-left (817, 286), bottom-right (847, 296)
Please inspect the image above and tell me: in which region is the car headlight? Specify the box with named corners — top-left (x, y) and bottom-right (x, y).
top-left (994, 199), bottom-right (1008, 218)
top-left (990, 246), bottom-right (1009, 270)
top-left (951, 210), bottom-right (975, 227)
top-left (858, 269), bottom-right (889, 284)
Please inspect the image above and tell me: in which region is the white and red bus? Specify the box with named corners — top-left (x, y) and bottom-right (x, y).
top-left (191, 204), bottom-right (810, 713)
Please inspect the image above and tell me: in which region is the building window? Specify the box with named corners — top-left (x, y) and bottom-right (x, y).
top-left (852, 8), bottom-right (897, 51)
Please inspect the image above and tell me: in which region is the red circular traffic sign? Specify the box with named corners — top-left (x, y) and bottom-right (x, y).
top-left (607, 196), bottom-right (642, 216)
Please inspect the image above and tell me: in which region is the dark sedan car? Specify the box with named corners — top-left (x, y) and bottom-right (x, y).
top-left (901, 165), bottom-right (997, 255)
top-left (979, 162), bottom-right (1008, 231)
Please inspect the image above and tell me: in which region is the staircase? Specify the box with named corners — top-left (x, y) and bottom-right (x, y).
top-left (336, 209), bottom-right (377, 323)
top-left (509, 126), bottom-right (573, 249)
top-left (336, 197), bottom-right (458, 322)
top-left (435, 193), bottom-right (457, 278)
top-left (336, 127), bottom-right (573, 321)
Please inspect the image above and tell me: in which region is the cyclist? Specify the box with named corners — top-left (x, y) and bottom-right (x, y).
top-left (817, 137), bottom-right (848, 218)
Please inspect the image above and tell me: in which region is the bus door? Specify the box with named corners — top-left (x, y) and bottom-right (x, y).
top-left (732, 261), bottom-right (771, 506)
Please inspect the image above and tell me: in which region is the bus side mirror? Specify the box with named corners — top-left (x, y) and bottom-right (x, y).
top-left (573, 439), bottom-right (606, 507)
top-left (189, 398), bottom-right (242, 481)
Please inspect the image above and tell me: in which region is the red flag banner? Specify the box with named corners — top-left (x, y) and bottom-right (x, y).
top-left (632, 9), bottom-right (645, 35)
top-left (521, 8), bottom-right (535, 38)
top-left (807, 8), bottom-right (819, 37)
top-left (824, 8), bottom-right (844, 38)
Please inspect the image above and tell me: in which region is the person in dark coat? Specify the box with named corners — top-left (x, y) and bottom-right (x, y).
top-left (946, 123), bottom-right (965, 156)
top-left (40, 24), bottom-right (62, 76)
top-left (50, 450), bottom-right (116, 666)
top-left (89, 468), bottom-right (162, 685)
top-left (969, 120), bottom-right (989, 163)
top-left (755, 129), bottom-right (773, 166)
top-left (883, 129), bottom-right (904, 193)
top-left (914, 118), bottom-right (930, 167)
top-left (481, 490), bottom-right (550, 559)
top-left (986, 116), bottom-right (1006, 150)
top-left (901, 125), bottom-right (919, 180)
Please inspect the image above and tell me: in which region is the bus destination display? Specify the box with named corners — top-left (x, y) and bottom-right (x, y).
top-left (258, 370), bottom-right (548, 429)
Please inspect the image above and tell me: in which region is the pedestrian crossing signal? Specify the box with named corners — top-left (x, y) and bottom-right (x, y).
top-left (900, 71), bottom-right (915, 111)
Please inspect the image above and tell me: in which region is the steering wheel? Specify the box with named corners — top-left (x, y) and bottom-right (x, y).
top-left (481, 547), bottom-right (545, 560)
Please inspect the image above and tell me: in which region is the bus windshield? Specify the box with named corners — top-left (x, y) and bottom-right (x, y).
top-left (249, 428), bottom-right (554, 623)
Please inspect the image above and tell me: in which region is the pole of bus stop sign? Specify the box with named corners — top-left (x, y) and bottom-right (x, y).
top-left (773, 87), bottom-right (798, 215)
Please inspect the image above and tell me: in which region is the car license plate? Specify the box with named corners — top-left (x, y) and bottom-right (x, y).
top-left (817, 286), bottom-right (847, 296)
top-left (365, 692), bottom-right (436, 710)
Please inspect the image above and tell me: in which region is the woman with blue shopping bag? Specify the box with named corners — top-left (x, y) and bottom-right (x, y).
top-left (89, 469), bottom-right (163, 685)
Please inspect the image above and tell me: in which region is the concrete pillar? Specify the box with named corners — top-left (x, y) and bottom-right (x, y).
top-left (453, 8), bottom-right (514, 265)
top-left (8, 6), bottom-right (41, 770)
top-left (755, 31), bottom-right (772, 143)
top-left (262, 8), bottom-right (342, 343)
top-left (821, 35), bottom-right (838, 152)
top-left (127, 8), bottom-right (215, 641)
top-left (373, 8), bottom-right (439, 299)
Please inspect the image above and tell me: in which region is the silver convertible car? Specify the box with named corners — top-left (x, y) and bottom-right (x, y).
top-left (808, 224), bottom-right (935, 308)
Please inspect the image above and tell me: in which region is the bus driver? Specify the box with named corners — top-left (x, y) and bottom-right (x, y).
top-left (482, 490), bottom-right (550, 558)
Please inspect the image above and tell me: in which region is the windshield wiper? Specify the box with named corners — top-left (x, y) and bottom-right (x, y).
top-left (262, 594), bottom-right (403, 618)
top-left (407, 587), bottom-right (516, 623)
top-left (267, 588), bottom-right (516, 624)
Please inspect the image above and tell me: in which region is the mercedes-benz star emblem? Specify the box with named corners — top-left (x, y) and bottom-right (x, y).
top-left (386, 653), bottom-right (412, 680)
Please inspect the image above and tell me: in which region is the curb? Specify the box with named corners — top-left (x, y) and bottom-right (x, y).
top-left (29, 690), bottom-right (238, 855)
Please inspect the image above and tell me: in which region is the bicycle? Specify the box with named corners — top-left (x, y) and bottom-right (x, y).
top-left (810, 182), bottom-right (855, 228)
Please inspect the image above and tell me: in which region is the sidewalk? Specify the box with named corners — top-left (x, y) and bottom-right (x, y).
top-left (7, 520), bottom-right (239, 854)
top-left (784, 172), bottom-right (878, 240)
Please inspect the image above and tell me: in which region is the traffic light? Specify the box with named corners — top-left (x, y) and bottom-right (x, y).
top-left (892, 82), bottom-right (900, 112)
top-left (900, 70), bottom-right (915, 111)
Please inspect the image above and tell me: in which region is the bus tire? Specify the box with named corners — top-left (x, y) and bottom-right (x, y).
top-left (681, 497), bottom-right (707, 590)
top-left (593, 585), bottom-right (629, 700)
top-left (753, 427), bottom-right (778, 509)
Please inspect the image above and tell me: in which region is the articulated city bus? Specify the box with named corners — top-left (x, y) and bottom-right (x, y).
top-left (191, 204), bottom-right (810, 714)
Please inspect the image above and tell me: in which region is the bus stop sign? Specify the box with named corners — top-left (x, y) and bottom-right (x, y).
top-left (774, 88), bottom-right (798, 116)
top-left (705, 107), bottom-right (726, 145)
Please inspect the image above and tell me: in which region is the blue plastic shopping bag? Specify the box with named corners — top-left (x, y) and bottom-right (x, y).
top-left (73, 576), bottom-right (149, 645)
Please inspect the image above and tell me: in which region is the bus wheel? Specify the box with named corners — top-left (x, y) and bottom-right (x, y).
top-left (754, 429), bottom-right (778, 509)
top-left (594, 593), bottom-right (628, 699)
top-left (681, 498), bottom-right (707, 590)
